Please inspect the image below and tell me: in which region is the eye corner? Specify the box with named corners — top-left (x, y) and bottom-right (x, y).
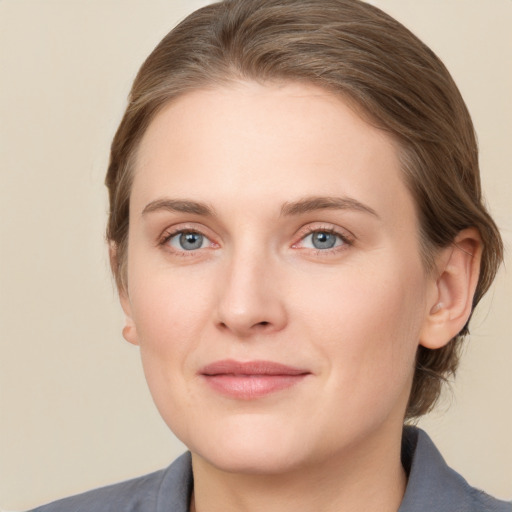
top-left (292, 224), bottom-right (355, 255)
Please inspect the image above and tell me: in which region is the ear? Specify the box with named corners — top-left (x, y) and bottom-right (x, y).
top-left (109, 242), bottom-right (139, 346)
top-left (420, 228), bottom-right (482, 350)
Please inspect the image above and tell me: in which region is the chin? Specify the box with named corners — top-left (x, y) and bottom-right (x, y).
top-left (197, 442), bottom-right (304, 476)
top-left (183, 415), bottom-right (312, 475)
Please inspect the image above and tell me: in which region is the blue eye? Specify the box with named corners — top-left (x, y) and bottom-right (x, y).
top-left (301, 230), bottom-right (345, 250)
top-left (168, 231), bottom-right (208, 251)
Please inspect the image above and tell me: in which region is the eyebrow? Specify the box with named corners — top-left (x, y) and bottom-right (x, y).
top-left (141, 199), bottom-right (215, 217)
top-left (141, 195), bottom-right (379, 219)
top-left (280, 196), bottom-right (379, 218)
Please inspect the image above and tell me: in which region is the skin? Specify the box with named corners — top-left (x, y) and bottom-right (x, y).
top-left (119, 81), bottom-right (481, 512)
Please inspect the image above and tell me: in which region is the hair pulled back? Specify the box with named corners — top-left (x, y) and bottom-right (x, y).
top-left (105, 0), bottom-right (503, 419)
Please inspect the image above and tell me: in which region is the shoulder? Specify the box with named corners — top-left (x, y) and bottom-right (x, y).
top-left (400, 427), bottom-right (511, 512)
top-left (28, 452), bottom-right (193, 512)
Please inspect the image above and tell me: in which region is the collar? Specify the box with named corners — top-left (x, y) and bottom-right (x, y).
top-left (156, 427), bottom-right (510, 512)
top-left (399, 426), bottom-right (510, 511)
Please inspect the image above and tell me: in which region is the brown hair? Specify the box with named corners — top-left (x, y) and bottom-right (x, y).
top-left (105, 0), bottom-right (503, 419)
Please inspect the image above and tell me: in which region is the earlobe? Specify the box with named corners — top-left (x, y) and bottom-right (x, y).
top-left (420, 228), bottom-right (482, 350)
top-left (109, 242), bottom-right (139, 346)
top-left (122, 321), bottom-right (139, 346)
top-left (119, 291), bottom-right (139, 346)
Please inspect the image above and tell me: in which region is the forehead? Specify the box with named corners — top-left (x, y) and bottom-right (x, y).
top-left (132, 81), bottom-right (416, 228)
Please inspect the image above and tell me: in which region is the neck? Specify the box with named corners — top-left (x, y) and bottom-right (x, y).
top-left (190, 427), bottom-right (407, 512)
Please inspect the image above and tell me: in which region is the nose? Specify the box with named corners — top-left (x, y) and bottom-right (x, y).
top-left (214, 248), bottom-right (288, 338)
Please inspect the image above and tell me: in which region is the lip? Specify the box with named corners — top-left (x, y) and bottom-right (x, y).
top-left (199, 359), bottom-right (311, 399)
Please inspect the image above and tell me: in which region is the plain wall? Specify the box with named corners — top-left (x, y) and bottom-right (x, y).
top-left (0, 0), bottom-right (510, 509)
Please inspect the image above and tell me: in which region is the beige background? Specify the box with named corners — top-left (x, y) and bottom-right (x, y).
top-left (0, 0), bottom-right (510, 510)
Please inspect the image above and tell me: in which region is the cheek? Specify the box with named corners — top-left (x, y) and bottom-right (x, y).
top-left (127, 271), bottom-right (214, 427)
top-left (126, 254), bottom-right (218, 378)
top-left (296, 257), bottom-right (427, 384)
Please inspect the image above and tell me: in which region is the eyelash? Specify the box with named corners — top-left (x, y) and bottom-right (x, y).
top-left (158, 225), bottom-right (354, 256)
top-left (291, 225), bottom-right (354, 255)
top-left (159, 227), bottom-right (217, 256)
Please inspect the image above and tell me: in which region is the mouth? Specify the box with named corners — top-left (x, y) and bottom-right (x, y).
top-left (199, 359), bottom-right (311, 399)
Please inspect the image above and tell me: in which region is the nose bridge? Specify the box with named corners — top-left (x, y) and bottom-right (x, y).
top-left (215, 238), bottom-right (287, 336)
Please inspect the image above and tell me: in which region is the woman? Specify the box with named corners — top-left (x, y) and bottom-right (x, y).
top-left (29, 0), bottom-right (509, 510)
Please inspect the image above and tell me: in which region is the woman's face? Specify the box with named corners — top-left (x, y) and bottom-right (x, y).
top-left (123, 81), bottom-right (436, 473)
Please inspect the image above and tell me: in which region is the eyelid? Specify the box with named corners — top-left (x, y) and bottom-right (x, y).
top-left (158, 223), bottom-right (219, 251)
top-left (291, 223), bottom-right (355, 250)
top-left (156, 221), bottom-right (354, 255)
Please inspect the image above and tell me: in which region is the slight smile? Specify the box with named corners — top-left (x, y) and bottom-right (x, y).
top-left (199, 360), bottom-right (311, 399)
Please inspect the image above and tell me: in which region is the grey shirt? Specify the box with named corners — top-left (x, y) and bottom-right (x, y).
top-left (30, 427), bottom-right (511, 512)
